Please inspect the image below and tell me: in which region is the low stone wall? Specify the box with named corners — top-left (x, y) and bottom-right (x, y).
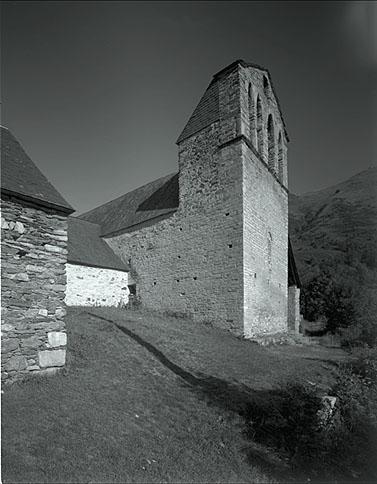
top-left (1, 197), bottom-right (69, 385)
top-left (65, 263), bottom-right (129, 307)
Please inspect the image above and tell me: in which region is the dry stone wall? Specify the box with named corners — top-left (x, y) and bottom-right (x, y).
top-left (1, 197), bottom-right (68, 385)
top-left (65, 263), bottom-right (129, 307)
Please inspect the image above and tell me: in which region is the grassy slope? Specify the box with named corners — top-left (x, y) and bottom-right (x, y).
top-left (2, 308), bottom-right (349, 483)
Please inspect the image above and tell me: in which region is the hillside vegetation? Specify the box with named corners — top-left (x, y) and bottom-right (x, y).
top-left (289, 167), bottom-right (377, 342)
top-left (289, 166), bottom-right (377, 281)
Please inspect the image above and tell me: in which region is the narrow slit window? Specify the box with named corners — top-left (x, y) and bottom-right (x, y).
top-left (248, 83), bottom-right (255, 145)
top-left (267, 114), bottom-right (275, 172)
top-left (278, 131), bottom-right (284, 182)
top-left (256, 96), bottom-right (264, 156)
top-left (263, 76), bottom-right (269, 97)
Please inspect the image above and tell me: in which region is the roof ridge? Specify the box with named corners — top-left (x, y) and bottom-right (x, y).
top-left (69, 215), bottom-right (101, 227)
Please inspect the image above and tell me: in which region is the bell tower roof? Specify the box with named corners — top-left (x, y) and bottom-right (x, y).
top-left (176, 59), bottom-right (289, 145)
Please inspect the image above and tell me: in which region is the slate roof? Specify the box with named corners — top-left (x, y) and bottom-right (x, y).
top-left (67, 217), bottom-right (128, 271)
top-left (1, 126), bottom-right (74, 213)
top-left (176, 59), bottom-right (289, 144)
top-left (79, 172), bottom-right (179, 237)
top-left (176, 79), bottom-right (219, 144)
top-left (79, 169), bottom-right (299, 285)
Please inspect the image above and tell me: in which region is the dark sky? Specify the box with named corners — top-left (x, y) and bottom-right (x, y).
top-left (2, 1), bottom-right (375, 214)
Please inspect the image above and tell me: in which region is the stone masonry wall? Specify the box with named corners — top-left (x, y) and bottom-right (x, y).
top-left (65, 263), bottom-right (129, 307)
top-left (106, 123), bottom-right (245, 334)
top-left (238, 64), bottom-right (288, 188)
top-left (1, 197), bottom-right (68, 385)
top-left (106, 62), bottom-right (290, 337)
top-left (242, 143), bottom-right (288, 337)
top-left (238, 64), bottom-right (289, 337)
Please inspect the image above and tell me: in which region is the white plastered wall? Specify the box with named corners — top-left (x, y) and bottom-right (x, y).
top-left (65, 263), bottom-right (129, 307)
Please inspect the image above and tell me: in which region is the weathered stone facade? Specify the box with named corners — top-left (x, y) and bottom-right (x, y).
top-left (65, 263), bottom-right (129, 307)
top-left (104, 61), bottom-right (292, 337)
top-left (107, 123), bottom-right (244, 333)
top-left (1, 197), bottom-right (69, 384)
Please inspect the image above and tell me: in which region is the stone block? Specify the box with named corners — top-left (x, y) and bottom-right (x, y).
top-left (2, 338), bottom-right (20, 353)
top-left (34, 321), bottom-right (64, 331)
top-left (44, 244), bottom-right (67, 254)
top-left (13, 273), bottom-right (29, 282)
top-left (14, 222), bottom-right (25, 234)
top-left (26, 264), bottom-right (45, 273)
top-left (4, 355), bottom-right (28, 371)
top-left (8, 298), bottom-right (30, 308)
top-left (21, 336), bottom-right (41, 349)
top-left (55, 307), bottom-right (66, 319)
top-left (38, 349), bottom-right (66, 368)
top-left (47, 331), bottom-right (67, 348)
top-left (1, 217), bottom-right (9, 229)
top-left (42, 284), bottom-right (66, 292)
top-left (25, 308), bottom-right (40, 318)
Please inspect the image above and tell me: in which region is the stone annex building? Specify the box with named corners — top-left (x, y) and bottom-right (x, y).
top-left (1, 60), bottom-right (300, 384)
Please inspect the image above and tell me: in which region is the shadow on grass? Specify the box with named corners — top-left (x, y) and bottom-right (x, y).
top-left (86, 312), bottom-right (305, 481)
top-left (87, 311), bottom-right (377, 484)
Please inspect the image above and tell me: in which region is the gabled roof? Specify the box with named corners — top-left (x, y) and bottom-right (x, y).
top-left (68, 217), bottom-right (128, 272)
top-left (79, 172), bottom-right (179, 236)
top-left (1, 126), bottom-right (74, 214)
top-left (176, 59), bottom-right (289, 145)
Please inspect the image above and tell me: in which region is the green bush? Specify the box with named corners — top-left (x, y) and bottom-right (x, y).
top-left (326, 351), bottom-right (377, 480)
top-left (246, 382), bottom-right (321, 463)
top-left (301, 262), bottom-right (377, 346)
top-left (340, 282), bottom-right (377, 347)
top-left (246, 354), bottom-right (377, 481)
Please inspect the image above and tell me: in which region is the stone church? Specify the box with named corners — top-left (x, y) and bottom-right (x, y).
top-left (1, 59), bottom-right (300, 384)
top-left (80, 59), bottom-right (300, 337)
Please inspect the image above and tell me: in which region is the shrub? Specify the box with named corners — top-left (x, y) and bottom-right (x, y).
top-left (340, 282), bottom-right (377, 347)
top-left (246, 358), bottom-right (377, 481)
top-left (245, 381), bottom-right (323, 465)
top-left (301, 263), bottom-right (377, 347)
top-left (326, 352), bottom-right (377, 480)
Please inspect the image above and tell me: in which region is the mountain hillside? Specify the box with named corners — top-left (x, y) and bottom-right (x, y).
top-left (289, 167), bottom-right (377, 284)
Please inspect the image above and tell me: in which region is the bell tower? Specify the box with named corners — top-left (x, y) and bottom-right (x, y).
top-left (176, 60), bottom-right (289, 336)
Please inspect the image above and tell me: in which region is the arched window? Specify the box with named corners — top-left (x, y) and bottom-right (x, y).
top-left (267, 114), bottom-right (275, 172)
top-left (256, 96), bottom-right (263, 155)
top-left (263, 76), bottom-right (269, 97)
top-left (278, 131), bottom-right (284, 182)
top-left (248, 84), bottom-right (255, 145)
